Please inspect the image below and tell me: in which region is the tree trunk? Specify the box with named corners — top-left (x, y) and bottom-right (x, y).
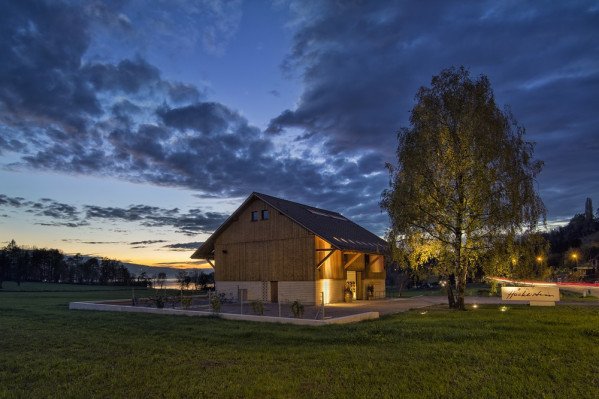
top-left (447, 280), bottom-right (455, 308)
top-left (455, 266), bottom-right (467, 310)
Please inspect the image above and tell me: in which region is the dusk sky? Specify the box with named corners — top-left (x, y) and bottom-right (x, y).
top-left (1, 0), bottom-right (598, 268)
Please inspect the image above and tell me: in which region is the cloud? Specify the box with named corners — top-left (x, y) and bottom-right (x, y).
top-left (0, 193), bottom-right (228, 235)
top-left (153, 260), bottom-right (212, 269)
top-left (129, 240), bottom-right (168, 245)
top-left (82, 58), bottom-right (161, 94)
top-left (267, 0), bottom-right (599, 220)
top-left (36, 221), bottom-right (90, 228)
top-left (0, 195), bottom-right (27, 207)
top-left (163, 241), bottom-right (204, 250)
top-left (0, 0), bottom-right (392, 235)
top-left (1, 0), bottom-right (595, 236)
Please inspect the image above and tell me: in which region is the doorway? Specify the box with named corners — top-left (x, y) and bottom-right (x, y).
top-left (270, 281), bottom-right (278, 302)
top-left (346, 271), bottom-right (363, 300)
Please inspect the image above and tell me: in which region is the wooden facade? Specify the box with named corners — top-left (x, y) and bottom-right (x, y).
top-left (193, 193), bottom-right (387, 303)
top-left (214, 199), bottom-right (315, 282)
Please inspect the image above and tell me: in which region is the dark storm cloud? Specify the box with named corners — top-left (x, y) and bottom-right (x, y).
top-left (85, 204), bottom-right (178, 222)
top-left (82, 58), bottom-right (161, 94)
top-left (0, 0), bottom-right (391, 234)
top-left (84, 204), bottom-right (227, 235)
top-left (159, 102), bottom-right (240, 134)
top-left (0, 1), bottom-right (100, 133)
top-left (38, 201), bottom-right (79, 220)
top-left (0, 192), bottom-right (227, 235)
top-left (270, 0), bottom-right (599, 220)
top-left (167, 83), bottom-right (202, 104)
top-left (3, 1), bottom-right (595, 235)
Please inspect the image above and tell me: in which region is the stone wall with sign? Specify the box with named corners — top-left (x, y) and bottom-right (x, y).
top-left (501, 286), bottom-right (560, 306)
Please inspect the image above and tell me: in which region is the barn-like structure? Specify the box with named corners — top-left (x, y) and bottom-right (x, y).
top-left (191, 192), bottom-right (387, 304)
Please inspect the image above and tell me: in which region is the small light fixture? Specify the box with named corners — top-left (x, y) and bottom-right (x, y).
top-left (472, 304), bottom-right (478, 309)
top-left (500, 306), bottom-right (508, 312)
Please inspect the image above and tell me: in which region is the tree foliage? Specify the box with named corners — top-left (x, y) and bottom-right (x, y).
top-left (381, 66), bottom-right (545, 309)
top-left (0, 240), bottom-right (145, 286)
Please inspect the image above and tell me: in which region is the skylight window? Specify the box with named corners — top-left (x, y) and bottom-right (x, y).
top-left (307, 208), bottom-right (347, 221)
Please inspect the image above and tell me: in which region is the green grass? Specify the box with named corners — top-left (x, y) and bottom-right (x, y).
top-left (0, 281), bottom-right (154, 292)
top-left (560, 289), bottom-right (599, 302)
top-left (1, 285), bottom-right (598, 398)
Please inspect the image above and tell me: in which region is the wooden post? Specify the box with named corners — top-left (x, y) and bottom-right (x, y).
top-left (321, 291), bottom-right (325, 320)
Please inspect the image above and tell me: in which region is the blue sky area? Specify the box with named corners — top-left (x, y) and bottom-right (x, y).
top-left (1, 1), bottom-right (598, 267)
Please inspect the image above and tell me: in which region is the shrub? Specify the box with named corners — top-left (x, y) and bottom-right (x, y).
top-left (251, 300), bottom-right (264, 315)
top-left (181, 296), bottom-right (192, 309)
top-left (291, 300), bottom-right (304, 318)
top-left (210, 294), bottom-right (222, 313)
top-left (146, 293), bottom-right (166, 309)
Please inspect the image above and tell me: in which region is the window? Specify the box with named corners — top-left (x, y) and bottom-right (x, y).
top-left (251, 211), bottom-right (259, 221)
top-left (261, 210), bottom-right (270, 220)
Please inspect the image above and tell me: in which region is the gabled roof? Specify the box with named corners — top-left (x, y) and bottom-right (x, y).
top-left (191, 192), bottom-right (387, 259)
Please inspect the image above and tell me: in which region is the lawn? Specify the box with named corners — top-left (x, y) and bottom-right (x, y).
top-left (1, 284), bottom-right (598, 398)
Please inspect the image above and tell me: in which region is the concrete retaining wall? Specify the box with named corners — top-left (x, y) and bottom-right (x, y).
top-left (69, 301), bottom-right (378, 325)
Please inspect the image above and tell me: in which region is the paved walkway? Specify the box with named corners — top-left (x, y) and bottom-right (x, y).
top-left (211, 296), bottom-right (560, 319)
top-left (106, 295), bottom-right (598, 321)
top-left (324, 296), bottom-right (534, 316)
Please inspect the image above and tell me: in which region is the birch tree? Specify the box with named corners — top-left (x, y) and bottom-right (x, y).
top-left (381, 67), bottom-right (545, 310)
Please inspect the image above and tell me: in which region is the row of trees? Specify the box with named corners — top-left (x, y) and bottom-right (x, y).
top-left (0, 240), bottom-right (216, 291)
top-left (153, 269), bottom-right (214, 291)
top-left (543, 198), bottom-right (599, 254)
top-left (1, 240), bottom-right (142, 288)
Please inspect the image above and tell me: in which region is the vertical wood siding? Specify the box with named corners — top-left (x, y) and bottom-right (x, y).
top-left (214, 198), bottom-right (315, 281)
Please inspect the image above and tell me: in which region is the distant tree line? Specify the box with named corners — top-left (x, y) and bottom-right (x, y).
top-left (153, 270), bottom-right (214, 291)
top-left (540, 197), bottom-right (599, 279)
top-left (0, 240), bottom-right (147, 288)
top-left (386, 197), bottom-right (599, 290)
top-left (543, 197), bottom-right (599, 253)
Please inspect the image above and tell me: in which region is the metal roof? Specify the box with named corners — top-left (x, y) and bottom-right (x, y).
top-left (191, 192), bottom-right (387, 259)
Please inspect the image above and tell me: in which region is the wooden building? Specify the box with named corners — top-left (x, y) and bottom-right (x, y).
top-left (191, 192), bottom-right (387, 304)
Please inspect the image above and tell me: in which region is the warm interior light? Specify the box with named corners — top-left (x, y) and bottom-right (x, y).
top-left (472, 304), bottom-right (478, 309)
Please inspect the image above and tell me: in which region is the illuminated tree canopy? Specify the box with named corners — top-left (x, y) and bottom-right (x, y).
top-left (381, 66), bottom-right (546, 310)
